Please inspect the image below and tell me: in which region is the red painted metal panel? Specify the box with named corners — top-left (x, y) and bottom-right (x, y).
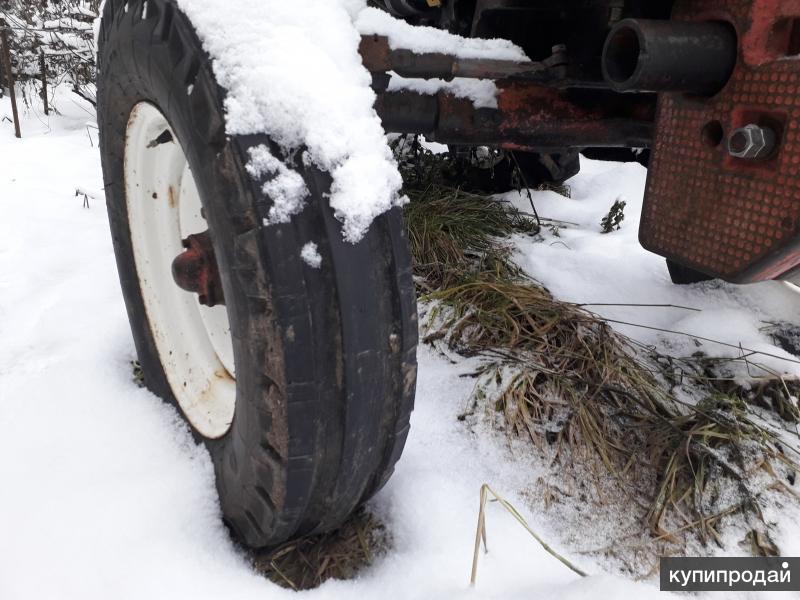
top-left (640, 0), bottom-right (800, 282)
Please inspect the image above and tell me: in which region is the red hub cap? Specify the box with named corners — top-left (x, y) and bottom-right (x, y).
top-left (171, 231), bottom-right (225, 307)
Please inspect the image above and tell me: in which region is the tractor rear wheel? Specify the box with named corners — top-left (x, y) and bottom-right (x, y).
top-left (97, 0), bottom-right (417, 548)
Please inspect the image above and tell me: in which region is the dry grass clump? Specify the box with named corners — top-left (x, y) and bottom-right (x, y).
top-left (404, 190), bottom-right (534, 292)
top-left (711, 376), bottom-right (800, 424)
top-left (400, 140), bottom-right (800, 555)
top-left (427, 273), bottom-right (797, 541)
top-left (252, 510), bottom-right (388, 590)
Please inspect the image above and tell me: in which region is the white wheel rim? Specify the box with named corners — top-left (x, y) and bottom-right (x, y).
top-left (125, 102), bottom-right (235, 439)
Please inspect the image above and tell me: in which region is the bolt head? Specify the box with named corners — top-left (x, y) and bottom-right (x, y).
top-left (728, 124), bottom-right (770, 159)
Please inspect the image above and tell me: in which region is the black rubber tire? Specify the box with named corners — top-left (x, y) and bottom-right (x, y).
top-left (447, 148), bottom-right (580, 193)
top-left (97, 0), bottom-right (417, 548)
top-left (581, 148), bottom-right (651, 168)
top-left (666, 258), bottom-right (715, 285)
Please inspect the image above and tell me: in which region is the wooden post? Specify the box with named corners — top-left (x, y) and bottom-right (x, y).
top-left (0, 21), bottom-right (21, 138)
top-left (39, 51), bottom-right (48, 115)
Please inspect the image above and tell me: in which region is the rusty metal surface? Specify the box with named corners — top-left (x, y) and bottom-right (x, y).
top-left (359, 35), bottom-right (564, 83)
top-left (640, 0), bottom-right (800, 282)
top-left (493, 83), bottom-right (655, 149)
top-left (375, 84), bottom-right (654, 150)
top-left (171, 231), bottom-right (225, 307)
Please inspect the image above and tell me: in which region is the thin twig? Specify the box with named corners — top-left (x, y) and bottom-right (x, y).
top-left (603, 318), bottom-right (800, 365)
top-left (576, 303), bottom-right (701, 312)
top-left (509, 151), bottom-right (541, 234)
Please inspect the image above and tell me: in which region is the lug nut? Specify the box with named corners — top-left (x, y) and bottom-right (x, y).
top-left (727, 124), bottom-right (776, 160)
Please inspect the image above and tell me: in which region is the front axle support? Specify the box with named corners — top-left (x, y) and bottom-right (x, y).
top-left (361, 33), bottom-right (655, 151)
top-left (360, 6), bottom-right (800, 283)
top-left (374, 87), bottom-right (654, 151)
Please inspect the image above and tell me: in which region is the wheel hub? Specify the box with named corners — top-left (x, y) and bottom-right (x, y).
top-left (171, 231), bottom-right (225, 307)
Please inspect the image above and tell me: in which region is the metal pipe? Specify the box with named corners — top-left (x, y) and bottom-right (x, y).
top-left (360, 36), bottom-right (605, 89)
top-left (374, 90), bottom-right (653, 150)
top-left (359, 35), bottom-right (553, 83)
top-left (373, 91), bottom-right (439, 135)
top-left (602, 18), bottom-right (737, 95)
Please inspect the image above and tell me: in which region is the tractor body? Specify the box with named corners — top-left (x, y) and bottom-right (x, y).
top-left (372, 0), bottom-right (800, 284)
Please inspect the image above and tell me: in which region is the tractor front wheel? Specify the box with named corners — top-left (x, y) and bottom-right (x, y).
top-left (97, 0), bottom-right (417, 548)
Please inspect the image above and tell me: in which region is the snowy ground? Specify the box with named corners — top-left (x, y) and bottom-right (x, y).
top-left (2, 92), bottom-right (799, 600)
top-left (504, 164), bottom-right (800, 379)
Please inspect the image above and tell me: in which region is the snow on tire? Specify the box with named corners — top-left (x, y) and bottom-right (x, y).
top-left (97, 0), bottom-right (417, 547)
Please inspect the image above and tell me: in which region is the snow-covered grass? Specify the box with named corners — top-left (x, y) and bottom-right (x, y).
top-left (492, 167), bottom-right (800, 576)
top-left (398, 146), bottom-right (800, 574)
top-left (504, 160), bottom-right (800, 378)
top-left (2, 91), bottom-right (799, 599)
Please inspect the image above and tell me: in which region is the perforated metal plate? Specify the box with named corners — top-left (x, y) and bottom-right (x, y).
top-left (640, 0), bottom-right (800, 282)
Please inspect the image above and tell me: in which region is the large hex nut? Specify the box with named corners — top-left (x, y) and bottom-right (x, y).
top-left (727, 124), bottom-right (776, 159)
